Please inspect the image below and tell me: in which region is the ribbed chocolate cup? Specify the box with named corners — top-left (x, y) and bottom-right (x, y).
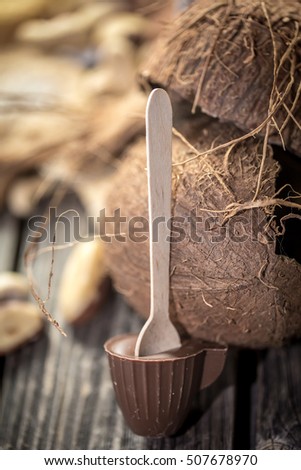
top-left (104, 334), bottom-right (207, 437)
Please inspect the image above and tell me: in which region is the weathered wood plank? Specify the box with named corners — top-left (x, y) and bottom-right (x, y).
top-left (0, 211), bottom-right (21, 401)
top-left (0, 212), bottom-right (20, 270)
top-left (252, 343), bottom-right (301, 450)
top-left (0, 288), bottom-right (238, 449)
top-left (0, 205), bottom-right (237, 450)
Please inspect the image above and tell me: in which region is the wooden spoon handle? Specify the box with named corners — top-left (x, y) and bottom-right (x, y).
top-left (146, 89), bottom-right (173, 322)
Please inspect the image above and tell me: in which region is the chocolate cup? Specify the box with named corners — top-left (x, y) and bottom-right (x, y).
top-left (200, 345), bottom-right (227, 389)
top-left (104, 334), bottom-right (227, 437)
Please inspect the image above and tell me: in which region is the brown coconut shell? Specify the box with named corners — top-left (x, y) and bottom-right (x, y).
top-left (105, 115), bottom-right (301, 348)
top-left (141, 0), bottom-right (301, 157)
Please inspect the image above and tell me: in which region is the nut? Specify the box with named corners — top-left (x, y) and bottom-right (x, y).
top-left (6, 175), bottom-right (43, 218)
top-left (0, 271), bottom-right (30, 303)
top-left (16, 3), bottom-right (121, 46)
top-left (0, 301), bottom-right (43, 355)
top-left (92, 12), bottom-right (153, 44)
top-left (58, 239), bottom-right (110, 325)
top-left (0, 0), bottom-right (47, 25)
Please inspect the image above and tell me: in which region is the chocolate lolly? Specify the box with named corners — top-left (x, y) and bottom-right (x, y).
top-left (104, 334), bottom-right (226, 437)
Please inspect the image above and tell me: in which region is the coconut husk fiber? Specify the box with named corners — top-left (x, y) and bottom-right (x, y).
top-left (141, 0), bottom-right (301, 157)
top-left (105, 115), bottom-right (301, 348)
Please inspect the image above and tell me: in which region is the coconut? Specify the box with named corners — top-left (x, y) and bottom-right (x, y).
top-left (141, 0), bottom-right (301, 157)
top-left (105, 115), bottom-right (301, 348)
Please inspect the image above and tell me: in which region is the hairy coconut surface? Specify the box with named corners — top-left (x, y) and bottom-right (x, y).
top-left (105, 115), bottom-right (301, 348)
top-left (141, 0), bottom-right (301, 157)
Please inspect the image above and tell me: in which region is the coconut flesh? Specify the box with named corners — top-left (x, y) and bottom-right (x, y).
top-left (105, 0), bottom-right (301, 348)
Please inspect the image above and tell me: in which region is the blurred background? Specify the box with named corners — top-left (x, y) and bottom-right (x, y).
top-left (0, 0), bottom-right (181, 449)
top-left (0, 0), bottom-right (179, 220)
top-left (0, 1), bottom-right (300, 451)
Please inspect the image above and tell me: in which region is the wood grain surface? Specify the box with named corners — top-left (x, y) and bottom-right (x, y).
top-left (252, 345), bottom-right (301, 450)
top-left (0, 208), bottom-right (300, 450)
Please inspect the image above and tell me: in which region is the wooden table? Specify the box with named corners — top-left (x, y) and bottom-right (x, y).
top-left (0, 210), bottom-right (300, 450)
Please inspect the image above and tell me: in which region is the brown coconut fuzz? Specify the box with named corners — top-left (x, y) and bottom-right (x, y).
top-left (141, 0), bottom-right (301, 157)
top-left (105, 115), bottom-right (301, 348)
